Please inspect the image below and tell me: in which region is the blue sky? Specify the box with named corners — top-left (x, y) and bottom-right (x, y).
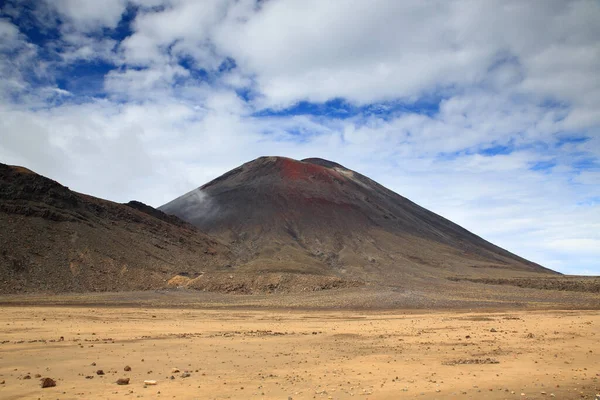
top-left (0, 0), bottom-right (599, 275)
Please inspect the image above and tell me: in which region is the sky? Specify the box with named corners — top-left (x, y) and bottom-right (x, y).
top-left (0, 0), bottom-right (599, 275)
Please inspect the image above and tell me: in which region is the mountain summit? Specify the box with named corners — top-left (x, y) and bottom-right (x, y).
top-left (160, 156), bottom-right (555, 285)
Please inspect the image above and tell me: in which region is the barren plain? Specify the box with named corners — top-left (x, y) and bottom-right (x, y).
top-left (0, 305), bottom-right (598, 400)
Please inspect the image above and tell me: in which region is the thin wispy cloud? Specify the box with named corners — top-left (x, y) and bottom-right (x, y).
top-left (0, 0), bottom-right (598, 274)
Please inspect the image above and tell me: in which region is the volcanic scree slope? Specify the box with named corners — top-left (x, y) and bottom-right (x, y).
top-left (159, 156), bottom-right (556, 285)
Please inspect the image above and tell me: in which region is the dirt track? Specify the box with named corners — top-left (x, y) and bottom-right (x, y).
top-left (0, 306), bottom-right (598, 399)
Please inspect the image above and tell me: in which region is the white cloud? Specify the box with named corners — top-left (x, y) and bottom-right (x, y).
top-left (0, 18), bottom-right (46, 103)
top-left (57, 32), bottom-right (118, 64)
top-left (0, 18), bottom-right (19, 43)
top-left (50, 0), bottom-right (128, 31)
top-left (119, 0), bottom-right (231, 68)
top-left (104, 63), bottom-right (190, 99)
top-left (212, 0), bottom-right (600, 114)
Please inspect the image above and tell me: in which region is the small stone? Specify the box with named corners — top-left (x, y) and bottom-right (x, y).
top-left (0, 380), bottom-right (5, 384)
top-left (23, 375), bottom-right (31, 379)
top-left (124, 366), bottom-right (131, 372)
top-left (85, 376), bottom-right (94, 379)
top-left (40, 377), bottom-right (56, 388)
top-left (96, 370), bottom-right (104, 375)
top-left (144, 380), bottom-right (157, 385)
top-left (116, 378), bottom-right (130, 385)
top-left (181, 372), bottom-right (191, 378)
top-left (171, 368), bottom-right (180, 373)
top-left (490, 328), bottom-right (497, 332)
top-left (170, 375), bottom-right (175, 380)
top-left (34, 374), bottom-right (41, 378)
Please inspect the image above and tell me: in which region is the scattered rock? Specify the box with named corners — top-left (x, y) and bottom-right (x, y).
top-left (490, 328), bottom-right (497, 332)
top-left (96, 370), bottom-right (105, 375)
top-left (91, 362), bottom-right (96, 366)
top-left (443, 358), bottom-right (499, 365)
top-left (40, 377), bottom-right (56, 388)
top-left (181, 372), bottom-right (191, 378)
top-left (526, 333), bottom-right (535, 339)
top-left (34, 374), bottom-right (41, 378)
top-left (85, 376), bottom-right (94, 379)
top-left (171, 368), bottom-right (180, 373)
top-left (23, 375), bottom-right (31, 379)
top-left (116, 378), bottom-right (130, 385)
top-left (144, 380), bottom-right (157, 385)
top-left (124, 366), bottom-right (131, 372)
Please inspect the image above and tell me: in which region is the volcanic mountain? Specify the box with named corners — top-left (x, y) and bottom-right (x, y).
top-left (160, 156), bottom-right (556, 286)
top-left (0, 163), bottom-right (231, 293)
top-left (0, 157), bottom-right (558, 296)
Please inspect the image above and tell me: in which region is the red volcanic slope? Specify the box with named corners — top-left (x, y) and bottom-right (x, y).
top-left (277, 157), bottom-right (344, 182)
top-left (159, 156), bottom-right (556, 283)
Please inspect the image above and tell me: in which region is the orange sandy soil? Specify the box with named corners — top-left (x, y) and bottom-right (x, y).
top-left (0, 307), bottom-right (598, 400)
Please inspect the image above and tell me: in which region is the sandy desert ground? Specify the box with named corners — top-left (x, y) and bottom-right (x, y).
top-left (0, 306), bottom-right (598, 400)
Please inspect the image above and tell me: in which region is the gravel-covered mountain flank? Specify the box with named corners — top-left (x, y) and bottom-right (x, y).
top-left (160, 156), bottom-right (557, 287)
top-left (0, 163), bottom-right (231, 293)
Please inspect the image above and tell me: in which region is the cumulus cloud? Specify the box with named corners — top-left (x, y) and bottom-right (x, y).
top-left (50, 0), bottom-right (128, 31)
top-left (0, 0), bottom-right (598, 274)
top-left (213, 0), bottom-right (600, 113)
